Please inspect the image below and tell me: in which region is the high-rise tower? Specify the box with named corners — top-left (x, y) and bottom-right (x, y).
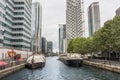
top-left (31, 2), bottom-right (42, 52)
top-left (59, 24), bottom-right (66, 53)
top-left (88, 2), bottom-right (101, 37)
top-left (66, 0), bottom-right (83, 39)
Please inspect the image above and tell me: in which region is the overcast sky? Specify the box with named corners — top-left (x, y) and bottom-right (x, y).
top-left (33, 0), bottom-right (120, 52)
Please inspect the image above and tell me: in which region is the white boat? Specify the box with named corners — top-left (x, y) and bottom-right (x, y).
top-left (26, 3), bottom-right (46, 69)
top-left (26, 54), bottom-right (46, 69)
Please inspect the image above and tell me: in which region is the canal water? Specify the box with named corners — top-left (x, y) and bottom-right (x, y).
top-left (2, 57), bottom-right (120, 80)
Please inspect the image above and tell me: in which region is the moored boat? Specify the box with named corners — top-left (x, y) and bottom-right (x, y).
top-left (59, 53), bottom-right (83, 67)
top-left (26, 54), bottom-right (45, 69)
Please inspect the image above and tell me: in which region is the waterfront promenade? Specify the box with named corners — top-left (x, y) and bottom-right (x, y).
top-left (87, 59), bottom-right (120, 66)
top-left (0, 49), bottom-right (29, 78)
top-left (0, 48), bottom-right (32, 71)
top-left (84, 59), bottom-right (120, 73)
top-left (0, 58), bottom-right (26, 78)
top-left (0, 63), bottom-right (25, 78)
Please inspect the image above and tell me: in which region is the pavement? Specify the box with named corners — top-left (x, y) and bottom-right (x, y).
top-left (87, 59), bottom-right (120, 67)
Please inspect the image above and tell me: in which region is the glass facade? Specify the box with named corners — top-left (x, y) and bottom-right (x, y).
top-left (59, 24), bottom-right (66, 53)
top-left (88, 2), bottom-right (101, 37)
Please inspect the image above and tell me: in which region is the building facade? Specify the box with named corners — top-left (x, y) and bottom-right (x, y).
top-left (116, 7), bottom-right (120, 16)
top-left (47, 41), bottom-right (53, 53)
top-left (31, 2), bottom-right (42, 52)
top-left (66, 0), bottom-right (83, 40)
top-left (0, 0), bottom-right (5, 47)
top-left (88, 2), bottom-right (101, 37)
top-left (41, 37), bottom-right (47, 54)
top-left (59, 24), bottom-right (66, 53)
top-left (0, 0), bottom-right (32, 51)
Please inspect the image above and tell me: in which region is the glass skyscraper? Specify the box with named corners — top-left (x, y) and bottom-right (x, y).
top-left (88, 2), bottom-right (101, 37)
top-left (59, 24), bottom-right (66, 53)
top-left (31, 2), bottom-right (42, 52)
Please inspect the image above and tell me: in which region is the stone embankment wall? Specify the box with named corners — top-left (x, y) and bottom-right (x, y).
top-left (83, 60), bottom-right (120, 73)
top-left (0, 63), bottom-right (25, 78)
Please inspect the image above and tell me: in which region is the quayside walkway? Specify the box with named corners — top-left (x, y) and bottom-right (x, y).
top-left (87, 59), bottom-right (120, 66)
top-left (84, 59), bottom-right (120, 73)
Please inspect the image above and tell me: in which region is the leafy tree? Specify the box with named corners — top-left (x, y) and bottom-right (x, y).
top-left (67, 39), bottom-right (74, 53)
top-left (86, 37), bottom-right (95, 54)
top-left (67, 16), bottom-right (120, 61)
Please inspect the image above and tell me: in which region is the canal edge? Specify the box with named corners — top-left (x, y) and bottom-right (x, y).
top-left (0, 63), bottom-right (25, 78)
top-left (83, 60), bottom-right (120, 73)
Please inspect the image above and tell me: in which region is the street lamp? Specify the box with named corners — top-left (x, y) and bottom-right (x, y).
top-left (11, 49), bottom-right (14, 66)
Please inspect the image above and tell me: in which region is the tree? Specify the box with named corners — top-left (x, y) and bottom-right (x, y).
top-left (67, 16), bottom-right (120, 61)
top-left (93, 16), bottom-right (120, 64)
top-left (67, 39), bottom-right (74, 53)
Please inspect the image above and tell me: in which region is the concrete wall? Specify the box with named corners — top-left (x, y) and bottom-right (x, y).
top-left (84, 60), bottom-right (120, 73)
top-left (0, 63), bottom-right (25, 78)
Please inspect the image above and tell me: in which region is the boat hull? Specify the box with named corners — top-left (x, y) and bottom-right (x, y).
top-left (59, 58), bottom-right (83, 67)
top-left (67, 59), bottom-right (83, 67)
top-left (26, 62), bottom-right (45, 69)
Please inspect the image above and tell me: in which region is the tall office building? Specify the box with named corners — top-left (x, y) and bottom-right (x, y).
top-left (116, 7), bottom-right (120, 16)
top-left (31, 2), bottom-right (42, 52)
top-left (88, 2), bottom-right (101, 37)
top-left (47, 41), bottom-right (53, 53)
top-left (59, 24), bottom-right (66, 53)
top-left (0, 0), bottom-right (32, 51)
top-left (66, 0), bottom-right (83, 40)
top-left (0, 0), bottom-right (5, 47)
top-left (41, 37), bottom-right (47, 54)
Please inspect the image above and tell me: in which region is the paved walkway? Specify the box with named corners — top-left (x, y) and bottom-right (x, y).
top-left (87, 59), bottom-right (120, 67)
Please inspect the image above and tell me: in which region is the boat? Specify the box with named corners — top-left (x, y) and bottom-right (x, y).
top-left (59, 54), bottom-right (83, 67)
top-left (26, 7), bottom-right (46, 69)
top-left (26, 54), bottom-right (46, 69)
top-left (59, 57), bottom-right (83, 67)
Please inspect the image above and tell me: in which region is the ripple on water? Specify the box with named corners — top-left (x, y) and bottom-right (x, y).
top-left (83, 77), bottom-right (102, 80)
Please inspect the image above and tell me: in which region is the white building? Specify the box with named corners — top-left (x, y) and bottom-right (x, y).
top-left (116, 7), bottom-right (120, 16)
top-left (66, 0), bottom-right (83, 40)
top-left (0, 0), bottom-right (32, 51)
top-left (88, 2), bottom-right (101, 37)
top-left (31, 2), bottom-right (42, 52)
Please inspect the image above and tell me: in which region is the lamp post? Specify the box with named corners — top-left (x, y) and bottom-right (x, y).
top-left (12, 49), bottom-right (14, 66)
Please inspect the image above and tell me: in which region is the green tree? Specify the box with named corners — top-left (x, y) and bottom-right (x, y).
top-left (67, 16), bottom-right (120, 61)
top-left (67, 39), bottom-right (74, 53)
